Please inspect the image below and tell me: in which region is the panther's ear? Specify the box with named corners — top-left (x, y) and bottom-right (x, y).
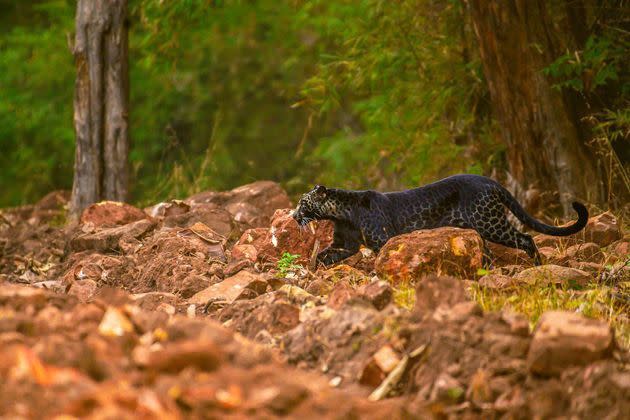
top-left (314, 185), bottom-right (327, 196)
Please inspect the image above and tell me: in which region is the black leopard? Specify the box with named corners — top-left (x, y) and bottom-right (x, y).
top-left (292, 174), bottom-right (588, 266)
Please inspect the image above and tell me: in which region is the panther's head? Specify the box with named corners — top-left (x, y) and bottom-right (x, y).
top-left (292, 185), bottom-right (329, 226)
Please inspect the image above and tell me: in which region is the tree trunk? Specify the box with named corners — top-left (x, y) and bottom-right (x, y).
top-left (467, 0), bottom-right (605, 215)
top-left (70, 0), bottom-right (129, 217)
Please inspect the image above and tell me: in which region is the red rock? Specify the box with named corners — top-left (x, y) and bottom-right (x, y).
top-left (478, 273), bottom-right (516, 290)
top-left (130, 226), bottom-right (225, 295)
top-left (143, 340), bottom-right (222, 373)
top-left (320, 264), bottom-right (368, 284)
top-left (487, 242), bottom-right (531, 267)
top-left (35, 190), bottom-right (70, 210)
top-left (357, 280), bottom-right (393, 310)
top-left (304, 279), bottom-right (331, 296)
top-left (62, 253), bottom-right (129, 286)
top-left (501, 311), bottom-right (530, 336)
top-left (376, 227), bottom-right (484, 283)
top-left (413, 275), bottom-right (467, 317)
top-left (535, 211), bottom-right (622, 249)
top-left (0, 284), bottom-right (49, 309)
top-left (359, 359), bottom-right (386, 387)
top-left (80, 201), bottom-right (148, 228)
top-left (564, 242), bottom-right (603, 263)
top-left (187, 181), bottom-right (292, 229)
top-left (327, 281), bottom-right (358, 310)
top-left (188, 271), bottom-right (268, 306)
top-left (432, 301), bottom-right (482, 323)
top-left (467, 369), bottom-right (493, 405)
top-left (223, 259), bottom-right (253, 277)
top-left (609, 239), bottom-right (630, 262)
top-left (163, 205), bottom-right (234, 238)
top-left (98, 307), bottom-right (134, 337)
top-left (582, 212), bottom-right (622, 247)
top-left (231, 244), bottom-right (259, 263)
top-left (527, 311), bottom-right (614, 376)
top-left (264, 382), bottom-right (310, 415)
top-left (69, 219), bottom-right (156, 252)
top-left (235, 208), bottom-right (333, 265)
top-left (67, 280), bottom-right (98, 303)
top-left (372, 345), bottom-right (401, 373)
top-left (218, 294), bottom-right (300, 338)
top-left (513, 264), bottom-right (591, 289)
top-left (144, 199), bottom-right (190, 219)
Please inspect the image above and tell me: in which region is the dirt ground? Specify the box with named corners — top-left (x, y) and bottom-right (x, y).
top-left (0, 184), bottom-right (628, 419)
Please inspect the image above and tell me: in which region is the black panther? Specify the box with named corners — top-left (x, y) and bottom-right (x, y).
top-left (292, 174), bottom-right (588, 266)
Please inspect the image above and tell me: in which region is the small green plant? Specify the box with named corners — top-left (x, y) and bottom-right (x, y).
top-left (276, 252), bottom-right (303, 277)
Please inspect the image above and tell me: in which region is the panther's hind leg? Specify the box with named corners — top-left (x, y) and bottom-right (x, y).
top-left (471, 204), bottom-right (542, 265)
top-left (481, 240), bottom-right (495, 269)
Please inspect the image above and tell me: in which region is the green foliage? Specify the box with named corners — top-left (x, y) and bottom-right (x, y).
top-left (0, 0), bottom-right (493, 207)
top-left (276, 252), bottom-right (303, 277)
top-left (293, 0), bottom-right (495, 191)
top-left (0, 0), bottom-right (75, 206)
top-left (1, 0), bottom-right (626, 208)
top-left (543, 34), bottom-right (629, 95)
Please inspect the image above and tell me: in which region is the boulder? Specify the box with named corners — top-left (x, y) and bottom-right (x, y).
top-left (359, 345), bottom-right (401, 387)
top-left (357, 280), bottom-right (393, 310)
top-left (563, 242), bottom-right (603, 263)
top-left (609, 239), bottom-right (630, 262)
top-left (235, 209), bottom-right (333, 265)
top-left (80, 201), bottom-right (148, 228)
top-left (413, 275), bottom-right (467, 317)
top-left (69, 219), bottom-right (156, 252)
top-left (145, 199), bottom-right (191, 219)
top-left (231, 244), bottom-right (259, 263)
top-left (513, 265), bottom-right (591, 289)
top-left (67, 279), bottom-right (98, 303)
top-left (375, 228), bottom-right (483, 282)
top-left (187, 181), bottom-right (292, 229)
top-left (141, 340), bottom-right (223, 373)
top-left (319, 264), bottom-right (368, 284)
top-left (527, 311), bottom-right (614, 376)
top-left (35, 190), bottom-right (70, 211)
top-left (164, 205), bottom-right (234, 238)
top-left (188, 271), bottom-right (268, 306)
top-left (478, 273), bottom-right (517, 290)
top-left (487, 242), bottom-right (531, 267)
top-left (131, 292), bottom-right (180, 312)
top-left (582, 212), bottom-right (622, 247)
top-left (62, 253), bottom-right (130, 286)
top-left (535, 211), bottom-right (622, 249)
top-left (217, 293), bottom-right (300, 339)
top-left (327, 281), bottom-right (358, 310)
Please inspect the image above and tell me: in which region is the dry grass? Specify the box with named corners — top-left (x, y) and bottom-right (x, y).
top-left (469, 279), bottom-right (630, 349)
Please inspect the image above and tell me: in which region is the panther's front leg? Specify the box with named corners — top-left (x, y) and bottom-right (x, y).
top-left (317, 221), bottom-right (360, 266)
top-left (317, 247), bottom-right (358, 265)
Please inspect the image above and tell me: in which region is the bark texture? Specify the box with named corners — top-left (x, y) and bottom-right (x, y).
top-left (467, 0), bottom-right (605, 214)
top-left (71, 0), bottom-right (129, 217)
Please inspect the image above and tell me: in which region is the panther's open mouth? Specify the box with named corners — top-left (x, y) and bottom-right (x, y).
top-left (291, 209), bottom-right (313, 227)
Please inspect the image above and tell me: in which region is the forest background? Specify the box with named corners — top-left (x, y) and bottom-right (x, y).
top-left (1, 0), bottom-right (628, 216)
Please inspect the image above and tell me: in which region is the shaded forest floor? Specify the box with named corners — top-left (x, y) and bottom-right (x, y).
top-left (0, 182), bottom-right (628, 418)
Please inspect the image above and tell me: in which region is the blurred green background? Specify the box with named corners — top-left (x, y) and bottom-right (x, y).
top-left (0, 0), bottom-right (626, 207)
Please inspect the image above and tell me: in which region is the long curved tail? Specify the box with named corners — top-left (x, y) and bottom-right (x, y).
top-left (498, 187), bottom-right (589, 236)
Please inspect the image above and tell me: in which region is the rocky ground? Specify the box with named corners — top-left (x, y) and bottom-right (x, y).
top-left (0, 181), bottom-right (628, 419)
